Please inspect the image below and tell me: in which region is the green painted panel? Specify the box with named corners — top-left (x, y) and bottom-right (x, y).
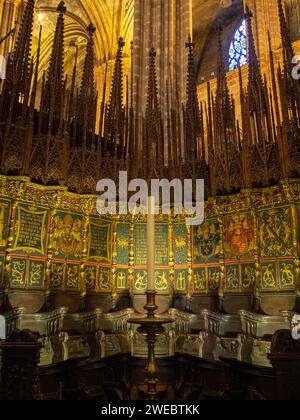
top-left (208, 267), bottom-right (221, 291)
top-left (116, 269), bottom-right (128, 290)
top-left (261, 262), bottom-right (277, 289)
top-left (175, 269), bottom-right (188, 292)
top-left (50, 263), bottom-right (64, 289)
top-left (279, 261), bottom-right (296, 289)
top-left (13, 204), bottom-right (48, 256)
top-left (85, 265), bottom-right (97, 290)
top-left (65, 264), bottom-right (79, 289)
top-left (258, 207), bottom-right (293, 258)
top-left (98, 267), bottom-right (111, 292)
top-left (226, 265), bottom-right (240, 290)
top-left (241, 264), bottom-right (256, 289)
top-left (10, 258), bottom-right (26, 288)
top-left (0, 199), bottom-right (10, 251)
top-left (224, 213), bottom-right (255, 261)
top-left (193, 268), bottom-right (206, 293)
top-left (134, 270), bottom-right (147, 292)
top-left (28, 260), bottom-right (45, 289)
top-left (52, 212), bottom-right (83, 260)
top-left (174, 224), bottom-right (188, 265)
top-left (88, 218), bottom-right (111, 262)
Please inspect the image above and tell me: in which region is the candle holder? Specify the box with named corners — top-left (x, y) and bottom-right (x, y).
top-left (129, 290), bottom-right (173, 400)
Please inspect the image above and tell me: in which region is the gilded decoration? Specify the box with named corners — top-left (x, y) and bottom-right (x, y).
top-left (52, 214), bottom-right (83, 259)
top-left (194, 220), bottom-right (222, 264)
top-left (0, 176), bottom-right (298, 299)
top-left (226, 266), bottom-right (241, 290)
top-left (261, 263), bottom-right (277, 289)
top-left (88, 218), bottom-right (111, 263)
top-left (85, 266), bottom-right (97, 290)
top-left (193, 268), bottom-right (206, 292)
top-left (66, 265), bottom-right (80, 289)
top-left (0, 200), bottom-right (10, 248)
top-left (155, 270), bottom-right (169, 293)
top-left (116, 223), bottom-right (130, 265)
top-left (241, 264), bottom-right (256, 289)
top-left (173, 223), bottom-right (188, 265)
top-left (10, 258), bottom-right (26, 287)
top-left (134, 270), bottom-right (147, 292)
top-left (116, 269), bottom-right (128, 290)
top-left (29, 261), bottom-right (44, 288)
top-left (98, 267), bottom-right (111, 292)
top-left (279, 261), bottom-right (296, 289)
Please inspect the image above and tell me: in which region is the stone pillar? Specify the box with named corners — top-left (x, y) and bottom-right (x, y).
top-left (133, 0), bottom-right (192, 155)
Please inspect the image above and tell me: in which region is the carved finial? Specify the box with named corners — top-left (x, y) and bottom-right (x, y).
top-left (57, 1), bottom-right (66, 14)
top-left (149, 47), bottom-right (156, 58)
top-left (118, 37), bottom-right (125, 49)
top-left (244, 6), bottom-right (253, 19)
top-left (186, 34), bottom-right (194, 49)
top-left (87, 23), bottom-right (96, 35)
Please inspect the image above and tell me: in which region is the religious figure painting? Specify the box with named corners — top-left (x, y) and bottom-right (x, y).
top-left (52, 213), bottom-right (83, 259)
top-left (193, 268), bottom-right (206, 293)
top-left (258, 207), bottom-right (293, 258)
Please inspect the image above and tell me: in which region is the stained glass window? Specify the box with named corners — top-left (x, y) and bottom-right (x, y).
top-left (229, 20), bottom-right (247, 71)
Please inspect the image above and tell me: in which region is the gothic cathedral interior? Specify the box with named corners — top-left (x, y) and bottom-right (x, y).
top-left (0, 0), bottom-right (300, 402)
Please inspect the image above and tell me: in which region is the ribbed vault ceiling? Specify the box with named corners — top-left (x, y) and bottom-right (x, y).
top-left (32, 0), bottom-right (242, 92)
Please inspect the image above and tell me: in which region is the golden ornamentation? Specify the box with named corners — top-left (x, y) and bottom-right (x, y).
top-left (52, 215), bottom-right (82, 258)
top-left (117, 238), bottom-right (129, 248)
top-left (99, 268), bottom-right (111, 292)
top-left (155, 271), bottom-right (169, 292)
top-left (11, 259), bottom-right (26, 286)
top-left (29, 263), bottom-right (43, 287)
top-left (66, 265), bottom-right (79, 289)
top-left (262, 264), bottom-right (276, 289)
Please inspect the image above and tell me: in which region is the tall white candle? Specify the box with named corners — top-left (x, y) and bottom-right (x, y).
top-left (147, 196), bottom-right (155, 291)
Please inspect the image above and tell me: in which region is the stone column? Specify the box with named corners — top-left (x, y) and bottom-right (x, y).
top-left (133, 0), bottom-right (192, 157)
top-left (244, 0), bottom-right (283, 74)
top-left (0, 0), bottom-right (22, 58)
